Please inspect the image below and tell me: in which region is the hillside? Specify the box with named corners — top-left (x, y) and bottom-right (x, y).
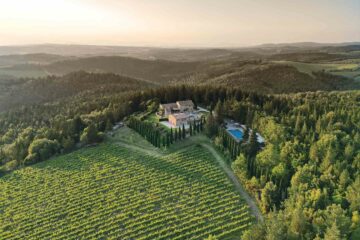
top-left (0, 84), bottom-right (359, 239)
top-left (182, 60), bottom-right (360, 93)
top-left (0, 48), bottom-right (359, 112)
top-left (44, 56), bottom-right (200, 83)
top-left (0, 44), bottom-right (237, 61)
top-left (0, 71), bottom-right (154, 112)
top-left (0, 132), bottom-right (253, 239)
top-left (0, 53), bottom-right (73, 67)
top-left (0, 56), bottom-right (201, 83)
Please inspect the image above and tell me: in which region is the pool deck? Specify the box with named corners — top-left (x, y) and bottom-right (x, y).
top-left (224, 119), bottom-right (265, 144)
top-left (227, 129), bottom-right (244, 142)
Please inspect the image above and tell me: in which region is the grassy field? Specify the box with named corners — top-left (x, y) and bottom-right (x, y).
top-left (0, 128), bottom-right (252, 239)
top-left (273, 60), bottom-right (360, 79)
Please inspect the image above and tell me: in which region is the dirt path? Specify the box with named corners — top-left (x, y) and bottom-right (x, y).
top-left (201, 143), bottom-right (264, 222)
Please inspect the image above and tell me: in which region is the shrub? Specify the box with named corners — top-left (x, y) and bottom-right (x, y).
top-left (3, 160), bottom-right (18, 171)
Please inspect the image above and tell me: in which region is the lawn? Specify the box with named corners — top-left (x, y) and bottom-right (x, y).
top-left (143, 113), bottom-right (160, 123)
top-left (0, 128), bottom-right (253, 240)
top-left (107, 126), bottom-right (155, 149)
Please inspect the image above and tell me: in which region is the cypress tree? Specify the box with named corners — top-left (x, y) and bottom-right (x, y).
top-left (200, 118), bottom-right (204, 131)
top-left (243, 127), bottom-right (250, 142)
top-left (175, 128), bottom-right (178, 141)
top-left (170, 128), bottom-right (174, 143)
top-left (248, 130), bottom-right (259, 158)
top-left (166, 133), bottom-right (170, 147)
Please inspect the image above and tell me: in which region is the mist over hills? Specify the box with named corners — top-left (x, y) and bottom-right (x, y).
top-left (0, 42), bottom-right (359, 58)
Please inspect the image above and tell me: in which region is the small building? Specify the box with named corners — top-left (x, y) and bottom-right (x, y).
top-left (168, 113), bottom-right (189, 127)
top-left (176, 100), bottom-right (194, 112)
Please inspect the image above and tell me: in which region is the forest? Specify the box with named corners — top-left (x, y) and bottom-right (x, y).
top-left (0, 83), bottom-right (359, 239)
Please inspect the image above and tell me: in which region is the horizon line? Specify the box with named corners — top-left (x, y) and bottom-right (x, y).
top-left (1, 40), bottom-right (360, 49)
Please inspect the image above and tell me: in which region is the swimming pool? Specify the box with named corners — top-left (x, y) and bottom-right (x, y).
top-left (227, 129), bottom-right (244, 141)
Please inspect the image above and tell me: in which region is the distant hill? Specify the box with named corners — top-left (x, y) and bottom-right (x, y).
top-left (0, 44), bottom-right (234, 61)
top-left (320, 45), bottom-right (360, 54)
top-left (267, 52), bottom-right (347, 62)
top-left (0, 53), bottom-right (73, 67)
top-left (256, 42), bottom-right (360, 49)
top-left (0, 44), bottom-right (359, 98)
top-left (0, 56), bottom-right (201, 83)
top-left (43, 56), bottom-right (201, 83)
top-left (180, 60), bottom-right (360, 93)
top-left (1, 42), bottom-right (359, 60)
top-left (0, 44), bottom-right (153, 57)
top-left (0, 71), bottom-right (154, 112)
top-left (2, 57), bottom-right (358, 98)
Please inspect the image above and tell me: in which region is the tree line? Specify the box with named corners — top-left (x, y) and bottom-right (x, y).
top-left (128, 116), bottom-right (204, 148)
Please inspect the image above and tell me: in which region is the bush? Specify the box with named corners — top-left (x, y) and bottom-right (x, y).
top-left (80, 124), bottom-right (103, 144)
top-left (3, 160), bottom-right (18, 171)
top-left (24, 153), bottom-right (39, 165)
top-left (26, 138), bottom-right (60, 164)
top-left (62, 137), bottom-right (75, 153)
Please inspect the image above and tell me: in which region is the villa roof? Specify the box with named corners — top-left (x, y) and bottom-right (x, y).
top-left (176, 100), bottom-right (194, 107)
top-left (160, 103), bottom-right (178, 109)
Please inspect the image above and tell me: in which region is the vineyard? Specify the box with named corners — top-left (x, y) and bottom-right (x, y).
top-left (0, 143), bottom-right (252, 239)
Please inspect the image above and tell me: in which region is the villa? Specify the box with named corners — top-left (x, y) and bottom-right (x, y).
top-left (159, 103), bottom-right (178, 117)
top-left (158, 100), bottom-right (205, 128)
top-left (159, 100), bottom-right (194, 117)
top-left (176, 100), bottom-right (194, 112)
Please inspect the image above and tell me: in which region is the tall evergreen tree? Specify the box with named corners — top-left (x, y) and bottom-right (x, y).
top-left (182, 124), bottom-right (186, 139)
top-left (170, 128), bottom-right (174, 144)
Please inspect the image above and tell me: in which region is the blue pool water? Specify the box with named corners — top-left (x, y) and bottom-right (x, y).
top-left (228, 129), bottom-right (244, 141)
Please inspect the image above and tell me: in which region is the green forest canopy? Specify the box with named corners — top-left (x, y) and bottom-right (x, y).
top-left (0, 84), bottom-right (359, 239)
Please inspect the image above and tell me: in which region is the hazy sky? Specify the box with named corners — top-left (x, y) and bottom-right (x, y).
top-left (0, 0), bottom-right (359, 47)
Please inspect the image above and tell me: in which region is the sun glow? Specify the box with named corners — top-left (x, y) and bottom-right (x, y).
top-left (0, 0), bottom-right (138, 44)
top-left (0, 0), bottom-right (358, 46)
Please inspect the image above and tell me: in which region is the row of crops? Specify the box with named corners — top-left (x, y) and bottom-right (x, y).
top-left (0, 143), bottom-right (252, 239)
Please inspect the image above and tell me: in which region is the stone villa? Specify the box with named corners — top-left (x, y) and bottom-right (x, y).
top-left (159, 100), bottom-right (201, 127)
top-left (159, 100), bottom-right (194, 117)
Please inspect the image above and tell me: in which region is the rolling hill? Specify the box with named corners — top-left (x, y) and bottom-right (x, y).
top-left (0, 56), bottom-right (201, 83)
top-left (0, 53), bottom-right (73, 67)
top-left (0, 44), bottom-right (360, 108)
top-left (179, 60), bottom-right (360, 93)
top-left (0, 71), bottom-right (154, 112)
